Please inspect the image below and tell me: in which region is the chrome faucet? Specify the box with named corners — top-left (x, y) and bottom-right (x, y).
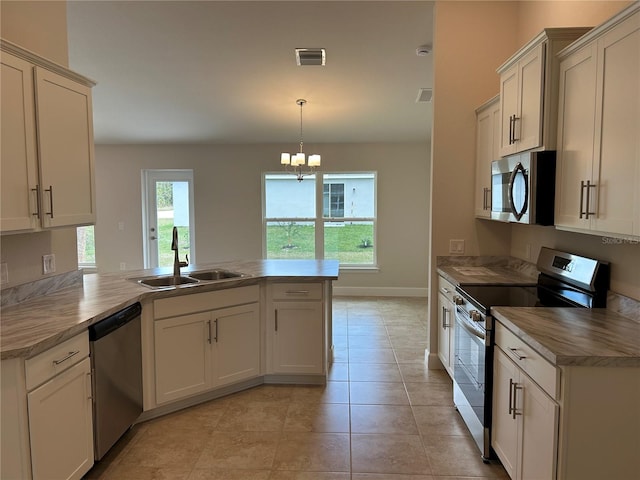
top-left (171, 226), bottom-right (188, 278)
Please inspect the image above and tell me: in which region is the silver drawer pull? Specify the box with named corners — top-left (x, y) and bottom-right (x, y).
top-left (52, 350), bottom-right (79, 365)
top-left (285, 290), bottom-right (310, 294)
top-left (440, 287), bottom-right (450, 295)
top-left (509, 347), bottom-right (526, 361)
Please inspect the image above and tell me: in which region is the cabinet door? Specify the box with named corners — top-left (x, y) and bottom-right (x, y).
top-left (35, 67), bottom-right (96, 228)
top-left (517, 44), bottom-right (545, 152)
top-left (475, 102), bottom-right (496, 218)
top-left (154, 312), bottom-right (212, 404)
top-left (1, 53), bottom-right (39, 232)
top-left (555, 44), bottom-right (598, 230)
top-left (437, 292), bottom-right (452, 375)
top-left (591, 13), bottom-right (640, 236)
top-left (499, 64), bottom-right (519, 157)
top-left (273, 301), bottom-right (324, 374)
top-left (27, 357), bottom-right (93, 480)
top-left (492, 349), bottom-right (519, 480)
top-left (519, 374), bottom-right (558, 480)
top-left (212, 303), bottom-right (261, 387)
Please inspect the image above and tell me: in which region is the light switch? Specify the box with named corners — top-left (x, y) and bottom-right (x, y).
top-left (449, 239), bottom-right (465, 255)
top-left (43, 254), bottom-right (56, 274)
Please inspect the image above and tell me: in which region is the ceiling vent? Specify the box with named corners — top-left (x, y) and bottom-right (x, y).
top-left (416, 88), bottom-right (433, 103)
top-left (295, 48), bottom-right (326, 66)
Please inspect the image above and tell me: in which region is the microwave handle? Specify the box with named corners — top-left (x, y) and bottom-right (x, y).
top-left (508, 162), bottom-right (528, 221)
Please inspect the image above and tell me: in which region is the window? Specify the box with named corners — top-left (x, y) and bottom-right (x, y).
top-left (264, 172), bottom-right (376, 266)
top-left (77, 225), bottom-right (96, 269)
top-left (323, 183), bottom-right (344, 217)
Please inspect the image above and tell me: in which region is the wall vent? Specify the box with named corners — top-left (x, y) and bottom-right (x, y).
top-left (295, 48), bottom-right (326, 66)
top-left (416, 88), bottom-right (432, 103)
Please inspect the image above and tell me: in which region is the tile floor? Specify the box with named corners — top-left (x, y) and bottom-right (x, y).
top-left (85, 297), bottom-right (509, 480)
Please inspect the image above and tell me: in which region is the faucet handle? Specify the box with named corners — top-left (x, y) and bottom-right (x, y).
top-left (178, 254), bottom-right (189, 268)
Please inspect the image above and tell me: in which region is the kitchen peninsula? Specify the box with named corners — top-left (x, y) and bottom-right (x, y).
top-left (1, 259), bottom-right (338, 479)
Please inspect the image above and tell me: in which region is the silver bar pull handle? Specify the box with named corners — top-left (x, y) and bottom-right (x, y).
top-left (52, 350), bottom-right (79, 365)
top-left (579, 180), bottom-right (586, 218)
top-left (87, 372), bottom-right (93, 400)
top-left (508, 115), bottom-right (513, 144)
top-left (508, 378), bottom-right (515, 416)
top-left (509, 347), bottom-right (526, 361)
top-left (512, 115), bottom-right (519, 142)
top-left (31, 185), bottom-right (41, 219)
top-left (512, 383), bottom-right (523, 419)
top-left (214, 319), bottom-right (219, 343)
top-left (285, 290), bottom-right (310, 295)
top-left (207, 320), bottom-right (212, 344)
top-left (585, 180), bottom-right (597, 219)
top-left (44, 185), bottom-right (54, 218)
top-left (275, 310), bottom-right (278, 332)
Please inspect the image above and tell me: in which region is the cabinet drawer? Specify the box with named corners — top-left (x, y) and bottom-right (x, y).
top-left (25, 332), bottom-right (89, 390)
top-left (154, 285), bottom-right (259, 319)
top-left (438, 276), bottom-right (456, 303)
top-left (272, 282), bottom-right (323, 301)
top-left (494, 322), bottom-right (559, 399)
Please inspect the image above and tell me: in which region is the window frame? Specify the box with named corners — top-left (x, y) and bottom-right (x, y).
top-left (263, 171), bottom-right (377, 268)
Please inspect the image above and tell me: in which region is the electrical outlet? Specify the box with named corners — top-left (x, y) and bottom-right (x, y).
top-left (118, 221), bottom-right (125, 231)
top-left (449, 239), bottom-right (465, 255)
top-left (43, 254), bottom-right (56, 274)
top-left (0, 263), bottom-right (8, 285)
top-left (120, 262), bottom-right (126, 271)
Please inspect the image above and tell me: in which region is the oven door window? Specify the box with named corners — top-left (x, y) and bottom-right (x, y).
top-left (491, 172), bottom-right (511, 213)
top-left (508, 162), bottom-right (529, 220)
top-left (454, 313), bottom-right (486, 421)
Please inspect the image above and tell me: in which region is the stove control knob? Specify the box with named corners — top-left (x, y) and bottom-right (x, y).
top-left (470, 310), bottom-right (483, 322)
top-left (453, 295), bottom-right (464, 305)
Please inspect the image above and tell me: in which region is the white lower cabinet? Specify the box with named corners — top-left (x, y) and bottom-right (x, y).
top-left (437, 275), bottom-right (456, 377)
top-left (27, 357), bottom-right (94, 480)
top-left (272, 301), bottom-right (324, 374)
top-left (492, 348), bottom-right (558, 480)
top-left (269, 282), bottom-right (325, 375)
top-left (154, 303), bottom-right (260, 405)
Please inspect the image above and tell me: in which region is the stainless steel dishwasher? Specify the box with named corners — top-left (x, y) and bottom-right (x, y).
top-left (88, 302), bottom-right (143, 460)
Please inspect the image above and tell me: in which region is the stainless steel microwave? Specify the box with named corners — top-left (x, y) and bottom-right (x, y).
top-left (491, 151), bottom-right (556, 225)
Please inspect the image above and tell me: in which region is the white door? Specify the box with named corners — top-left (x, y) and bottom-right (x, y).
top-left (142, 169), bottom-right (195, 268)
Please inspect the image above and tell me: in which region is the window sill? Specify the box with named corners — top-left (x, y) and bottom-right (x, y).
top-left (339, 265), bottom-right (380, 273)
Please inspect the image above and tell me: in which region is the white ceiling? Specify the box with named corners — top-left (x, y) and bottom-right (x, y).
top-left (66, 0), bottom-right (433, 145)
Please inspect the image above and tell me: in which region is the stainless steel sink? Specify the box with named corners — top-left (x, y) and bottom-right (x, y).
top-left (137, 275), bottom-right (200, 288)
top-left (187, 269), bottom-right (244, 281)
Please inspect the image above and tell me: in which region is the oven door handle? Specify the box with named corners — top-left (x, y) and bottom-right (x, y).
top-left (455, 309), bottom-right (485, 341)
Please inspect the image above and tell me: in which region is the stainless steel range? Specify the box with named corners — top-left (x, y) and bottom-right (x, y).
top-left (451, 247), bottom-right (609, 461)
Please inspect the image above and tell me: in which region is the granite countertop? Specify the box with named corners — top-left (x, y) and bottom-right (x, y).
top-left (436, 255), bottom-right (538, 286)
top-left (0, 259), bottom-right (339, 360)
top-left (492, 306), bottom-right (640, 367)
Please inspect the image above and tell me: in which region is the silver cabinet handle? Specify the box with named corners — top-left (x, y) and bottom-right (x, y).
top-left (509, 347), bottom-right (526, 361)
top-left (509, 114), bottom-right (514, 144)
top-left (275, 309), bottom-right (278, 332)
top-left (508, 378), bottom-right (515, 417)
top-left (512, 382), bottom-right (523, 419)
top-left (580, 180), bottom-right (597, 219)
top-left (512, 115), bottom-right (519, 142)
top-left (579, 180), bottom-right (586, 218)
top-left (44, 185), bottom-right (54, 218)
top-left (52, 350), bottom-right (79, 365)
top-left (285, 290), bottom-right (309, 295)
top-left (87, 372), bottom-right (93, 400)
top-left (214, 319), bottom-right (218, 343)
top-left (439, 287), bottom-right (450, 295)
top-left (585, 180), bottom-right (596, 219)
top-left (207, 320), bottom-right (212, 344)
top-left (442, 306), bottom-right (451, 329)
top-left (31, 185), bottom-right (41, 219)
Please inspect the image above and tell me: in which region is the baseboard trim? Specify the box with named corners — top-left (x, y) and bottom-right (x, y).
top-left (333, 286), bottom-right (428, 297)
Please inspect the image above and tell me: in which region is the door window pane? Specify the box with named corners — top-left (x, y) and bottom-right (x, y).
top-left (157, 181), bottom-right (191, 268)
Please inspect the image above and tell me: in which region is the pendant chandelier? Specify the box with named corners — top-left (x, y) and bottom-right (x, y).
top-left (280, 99), bottom-right (320, 181)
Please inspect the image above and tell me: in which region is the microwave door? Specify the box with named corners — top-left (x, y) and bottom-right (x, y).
top-left (508, 162), bottom-right (529, 221)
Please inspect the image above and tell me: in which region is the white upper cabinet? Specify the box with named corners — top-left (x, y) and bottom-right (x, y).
top-left (1, 52), bottom-right (39, 232)
top-left (556, 4), bottom-right (640, 238)
top-left (475, 95), bottom-right (500, 218)
top-left (498, 28), bottom-right (592, 157)
top-left (0, 39), bottom-right (96, 234)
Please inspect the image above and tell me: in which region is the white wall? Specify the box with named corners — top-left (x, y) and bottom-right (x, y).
top-left (94, 142), bottom-right (430, 294)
